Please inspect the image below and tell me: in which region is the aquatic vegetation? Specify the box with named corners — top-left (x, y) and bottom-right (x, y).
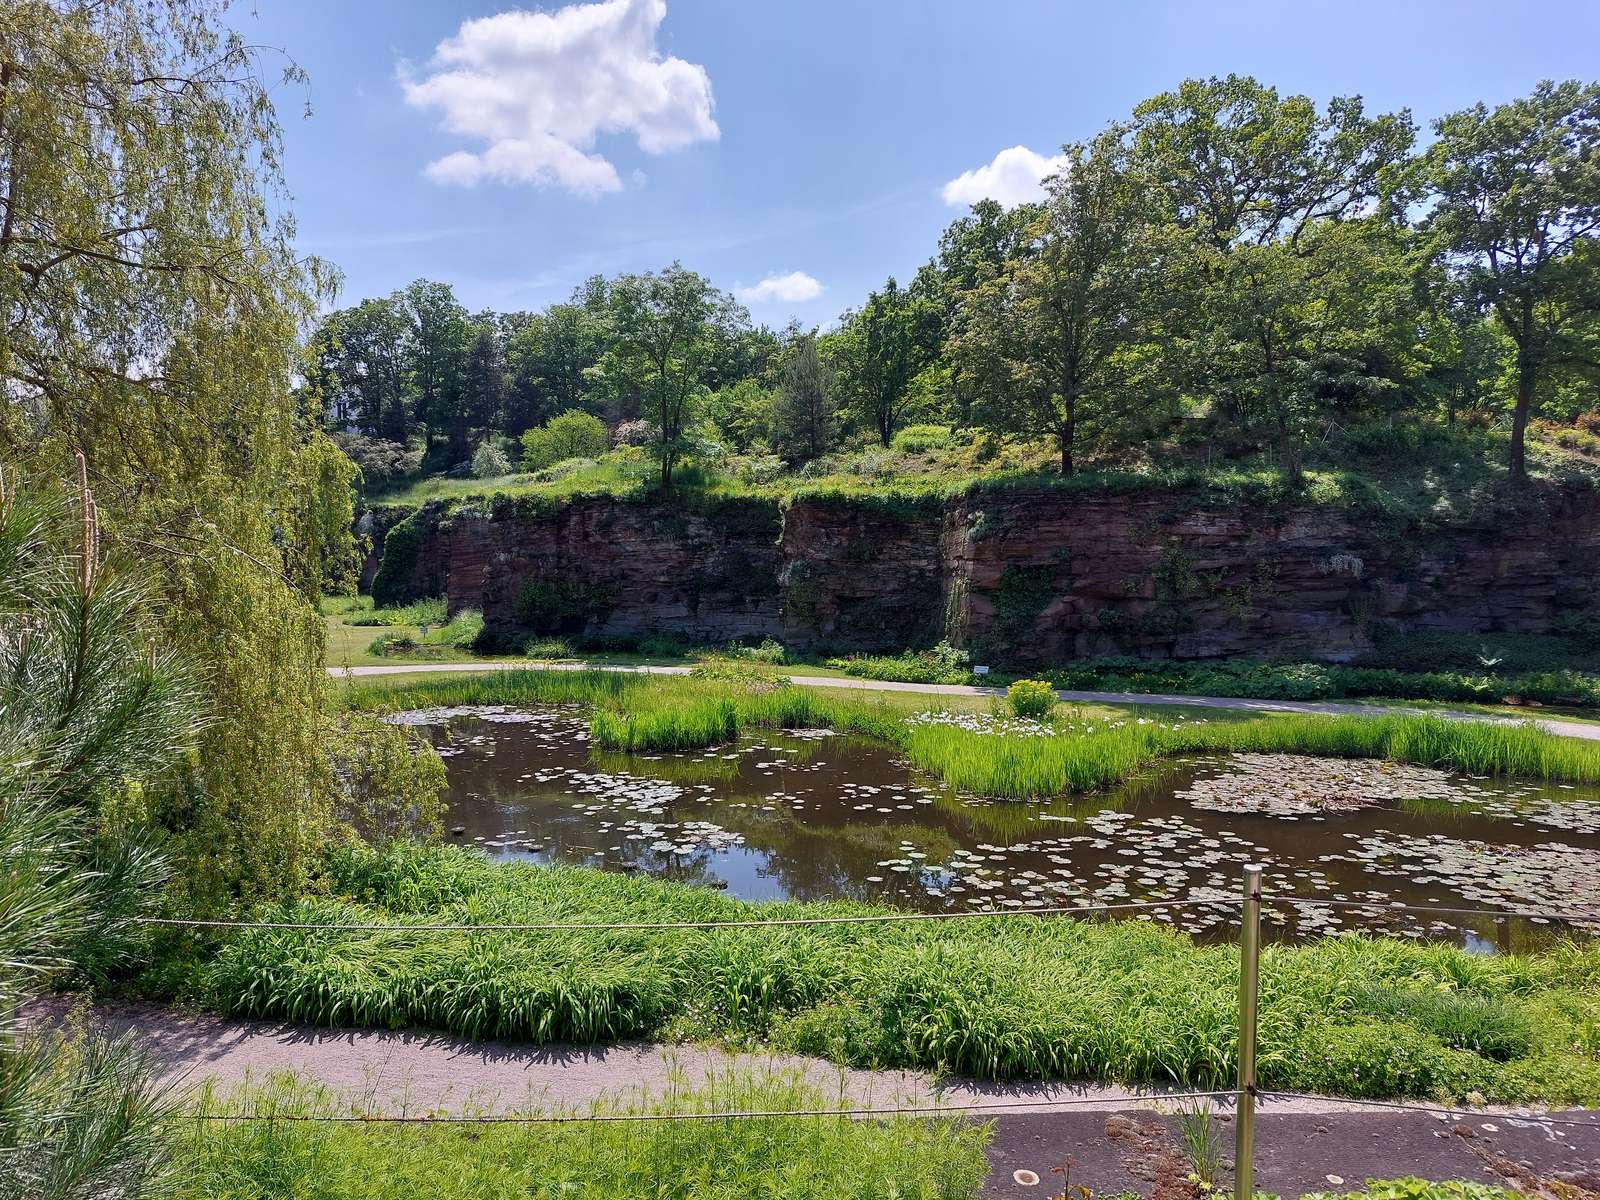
top-left (350, 671), bottom-right (1600, 802)
top-left (176, 1070), bottom-right (990, 1200)
top-left (180, 843), bottom-right (1600, 1105)
top-left (1006, 678), bottom-right (1057, 719)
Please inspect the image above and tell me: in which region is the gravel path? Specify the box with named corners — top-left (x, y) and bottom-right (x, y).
top-left (329, 659), bottom-right (1600, 742)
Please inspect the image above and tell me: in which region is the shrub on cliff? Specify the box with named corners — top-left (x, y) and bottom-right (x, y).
top-left (471, 442), bottom-right (512, 478)
top-left (369, 511), bottom-right (423, 609)
top-left (522, 410), bottom-right (610, 471)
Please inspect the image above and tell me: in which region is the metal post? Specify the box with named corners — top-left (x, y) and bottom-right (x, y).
top-left (1235, 863), bottom-right (1263, 1200)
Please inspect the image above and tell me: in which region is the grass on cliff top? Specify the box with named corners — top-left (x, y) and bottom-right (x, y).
top-left (177, 841), bottom-right (1600, 1105)
top-left (345, 668), bottom-right (1600, 797)
top-left (177, 1068), bottom-right (989, 1200)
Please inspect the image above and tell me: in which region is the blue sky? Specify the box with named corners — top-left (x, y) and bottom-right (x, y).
top-left (241, 0), bottom-right (1600, 328)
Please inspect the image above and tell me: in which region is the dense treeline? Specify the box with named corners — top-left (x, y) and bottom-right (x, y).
top-left (315, 76), bottom-right (1600, 493)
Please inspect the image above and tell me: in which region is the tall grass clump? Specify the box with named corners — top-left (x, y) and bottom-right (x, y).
top-left (344, 668), bottom-right (642, 713)
top-left (1166, 713), bottom-right (1600, 785)
top-left (177, 1070), bottom-right (990, 1200)
top-left (902, 721), bottom-right (1155, 797)
top-left (185, 844), bottom-right (1600, 1105)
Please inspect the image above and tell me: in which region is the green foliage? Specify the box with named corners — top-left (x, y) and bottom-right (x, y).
top-left (1349, 985), bottom-right (1533, 1061)
top-left (175, 1072), bottom-right (991, 1200)
top-left (515, 576), bottom-right (614, 635)
top-left (185, 843), bottom-right (1600, 1103)
top-left (370, 511), bottom-right (424, 610)
top-left (1302, 1182), bottom-right (1526, 1200)
top-left (0, 0), bottom-right (361, 906)
top-left (1006, 679), bottom-right (1057, 719)
top-left (1039, 656), bottom-right (1600, 710)
top-left (0, 475), bottom-right (204, 1198)
top-left (519, 409), bottom-right (610, 471)
top-left (890, 424), bottom-right (954, 454)
top-left (1423, 80), bottom-right (1600, 479)
top-left (771, 330), bottom-right (837, 463)
top-left (470, 442), bottom-right (511, 478)
top-left (350, 596), bottom-right (448, 627)
top-left (826, 642), bottom-right (971, 685)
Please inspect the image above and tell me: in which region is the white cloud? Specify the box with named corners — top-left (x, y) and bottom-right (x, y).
top-left (735, 271), bottom-right (824, 304)
top-left (401, 0), bottom-right (718, 196)
top-left (941, 145), bottom-right (1066, 209)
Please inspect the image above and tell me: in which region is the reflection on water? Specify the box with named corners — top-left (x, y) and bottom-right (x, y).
top-left (412, 705), bottom-right (1600, 950)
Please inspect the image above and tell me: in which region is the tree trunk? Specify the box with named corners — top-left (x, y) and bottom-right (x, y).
top-left (1276, 419), bottom-right (1302, 484)
top-left (660, 451), bottom-right (673, 492)
top-left (1510, 362), bottom-right (1534, 483)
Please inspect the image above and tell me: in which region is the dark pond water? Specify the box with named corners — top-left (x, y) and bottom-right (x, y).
top-left (400, 705), bottom-right (1600, 950)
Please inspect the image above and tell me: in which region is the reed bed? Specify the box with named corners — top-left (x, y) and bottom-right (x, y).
top-left (176, 1068), bottom-right (990, 1200)
top-left (347, 669), bottom-right (1600, 800)
top-left (191, 844), bottom-right (1600, 1105)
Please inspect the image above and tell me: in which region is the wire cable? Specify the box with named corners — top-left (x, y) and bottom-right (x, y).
top-left (184, 1089), bottom-right (1239, 1125)
top-left (133, 897), bottom-right (1232, 934)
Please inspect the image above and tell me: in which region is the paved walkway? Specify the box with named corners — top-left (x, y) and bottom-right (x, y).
top-left (77, 1003), bottom-right (1600, 1197)
top-left (330, 659), bottom-right (1600, 743)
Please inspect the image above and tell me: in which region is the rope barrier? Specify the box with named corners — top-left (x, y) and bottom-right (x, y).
top-left (1264, 895), bottom-right (1600, 922)
top-left (183, 1089), bottom-right (1239, 1125)
top-left (132, 896), bottom-right (1233, 933)
top-left (132, 892), bottom-right (1599, 934)
top-left (1258, 1091), bottom-right (1600, 1130)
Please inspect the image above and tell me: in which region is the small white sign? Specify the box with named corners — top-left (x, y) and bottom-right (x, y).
top-left (973, 665), bottom-right (989, 676)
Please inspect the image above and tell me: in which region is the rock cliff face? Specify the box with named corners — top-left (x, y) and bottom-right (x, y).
top-left (365, 481), bottom-right (1600, 663)
top-left (424, 495), bottom-right (784, 645)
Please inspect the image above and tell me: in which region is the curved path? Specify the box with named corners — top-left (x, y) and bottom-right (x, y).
top-left (66, 1001), bottom-right (1600, 1197)
top-left (330, 659), bottom-right (1600, 742)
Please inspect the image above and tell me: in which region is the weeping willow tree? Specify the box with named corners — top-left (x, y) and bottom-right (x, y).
top-left (0, 1), bottom-right (421, 905)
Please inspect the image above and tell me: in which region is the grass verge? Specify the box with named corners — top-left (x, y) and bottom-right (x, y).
top-left (173, 844), bottom-right (1600, 1105)
top-left (176, 1068), bottom-right (989, 1200)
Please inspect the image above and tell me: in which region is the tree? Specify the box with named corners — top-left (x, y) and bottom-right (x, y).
top-left (600, 264), bottom-right (748, 489)
top-left (520, 409), bottom-right (610, 471)
top-left (399, 279), bottom-right (471, 462)
top-left (461, 324), bottom-right (508, 439)
top-left (0, 468), bottom-right (200, 1199)
top-left (1422, 80), bottom-right (1600, 480)
top-left (310, 297), bottom-right (412, 440)
top-left (828, 278), bottom-right (941, 446)
top-left (1133, 75), bottom-right (1416, 479)
top-left (952, 127), bottom-right (1159, 474)
top-left (0, 0), bottom-right (362, 902)
top-left (504, 291), bottom-right (608, 434)
top-left (771, 326), bottom-right (835, 463)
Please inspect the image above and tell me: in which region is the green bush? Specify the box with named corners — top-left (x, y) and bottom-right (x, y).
top-left (637, 634), bottom-right (686, 658)
top-left (890, 424), bottom-right (952, 454)
top-left (521, 410), bottom-right (609, 471)
top-left (827, 642), bottom-right (972, 686)
top-left (470, 442), bottom-right (512, 478)
top-left (733, 638), bottom-right (786, 664)
top-left (525, 636), bottom-right (576, 658)
top-left (1006, 679), bottom-right (1056, 719)
top-left (369, 511), bottom-right (423, 609)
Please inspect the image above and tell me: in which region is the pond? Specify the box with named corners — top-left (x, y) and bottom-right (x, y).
top-left (397, 704), bottom-right (1600, 951)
